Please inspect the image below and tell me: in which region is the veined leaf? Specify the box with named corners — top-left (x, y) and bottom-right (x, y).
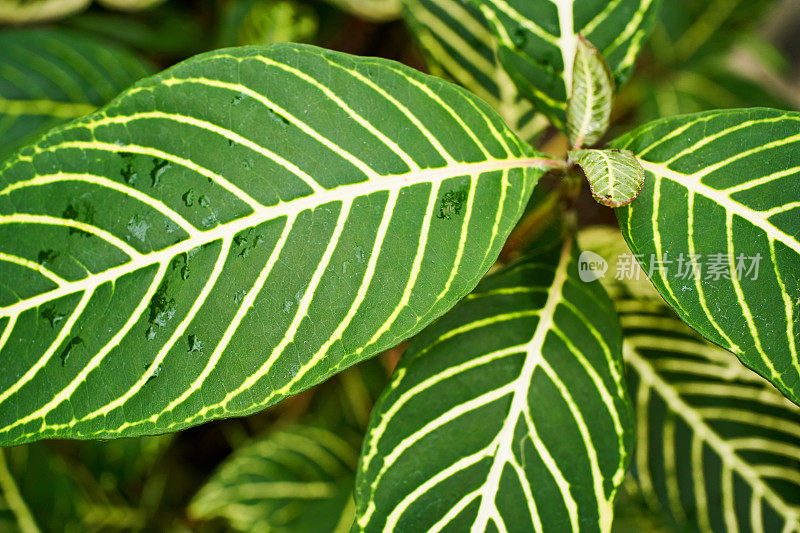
top-left (189, 424), bottom-right (360, 532)
top-left (0, 28), bottom-right (152, 164)
top-left (401, 0), bottom-right (547, 142)
top-left (570, 149), bottom-right (645, 208)
top-left (578, 227), bottom-right (800, 532)
top-left (0, 0), bottom-right (90, 23)
top-left (567, 36), bottom-right (614, 149)
top-left (621, 299), bottom-right (800, 532)
top-left (473, 0), bottom-right (661, 128)
top-left (614, 108), bottom-right (800, 404)
top-left (354, 237), bottom-right (633, 532)
top-left (0, 43), bottom-right (547, 446)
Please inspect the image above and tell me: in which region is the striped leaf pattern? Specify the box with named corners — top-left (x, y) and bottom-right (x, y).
top-left (0, 43), bottom-right (546, 445)
top-left (614, 108), bottom-right (800, 404)
top-left (0, 28), bottom-right (152, 164)
top-left (401, 0), bottom-right (547, 142)
top-left (621, 298), bottom-right (800, 532)
top-left (578, 226), bottom-right (800, 532)
top-left (189, 425), bottom-right (359, 532)
top-left (570, 149), bottom-right (645, 208)
top-left (474, 0), bottom-right (661, 128)
top-left (354, 237), bottom-right (633, 532)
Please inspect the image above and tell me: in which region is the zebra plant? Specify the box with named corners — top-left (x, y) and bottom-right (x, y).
top-left (0, 0), bottom-right (798, 531)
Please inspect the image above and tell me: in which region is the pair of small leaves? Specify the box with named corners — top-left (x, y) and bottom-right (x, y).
top-left (565, 36), bottom-right (646, 209)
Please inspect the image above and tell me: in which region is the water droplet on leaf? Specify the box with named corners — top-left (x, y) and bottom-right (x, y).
top-left (187, 334), bottom-right (203, 353)
top-left (60, 336), bottom-right (83, 366)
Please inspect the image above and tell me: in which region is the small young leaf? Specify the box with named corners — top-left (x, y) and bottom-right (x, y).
top-left (570, 149), bottom-right (645, 207)
top-left (567, 36), bottom-right (614, 149)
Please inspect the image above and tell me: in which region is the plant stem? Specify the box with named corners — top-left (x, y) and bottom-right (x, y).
top-left (0, 449), bottom-right (40, 533)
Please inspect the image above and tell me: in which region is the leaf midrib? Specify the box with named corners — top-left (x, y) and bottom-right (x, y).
top-left (0, 156), bottom-right (543, 318)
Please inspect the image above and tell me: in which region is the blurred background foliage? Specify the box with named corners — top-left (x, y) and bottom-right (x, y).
top-left (0, 0), bottom-right (799, 531)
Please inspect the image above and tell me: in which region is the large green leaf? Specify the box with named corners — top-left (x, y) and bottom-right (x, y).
top-left (473, 0), bottom-right (662, 128)
top-left (614, 108), bottom-right (800, 404)
top-left (621, 299), bottom-right (800, 532)
top-left (401, 0), bottom-right (547, 142)
top-left (0, 43), bottom-right (546, 446)
top-left (0, 28), bottom-right (152, 164)
top-left (189, 424), bottom-right (360, 532)
top-left (354, 237), bottom-right (633, 531)
top-left (580, 226), bottom-right (800, 532)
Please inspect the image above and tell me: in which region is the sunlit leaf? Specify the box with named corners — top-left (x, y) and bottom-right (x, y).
top-left (0, 0), bottom-right (90, 23)
top-left (325, 0), bottom-right (402, 22)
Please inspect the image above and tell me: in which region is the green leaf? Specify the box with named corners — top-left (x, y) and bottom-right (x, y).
top-left (620, 298), bottom-right (800, 532)
top-left (0, 28), bottom-right (152, 164)
top-left (0, 43), bottom-right (546, 446)
top-left (0, 0), bottom-right (90, 23)
top-left (354, 237), bottom-right (633, 531)
top-left (570, 149), bottom-right (645, 208)
top-left (567, 36), bottom-right (614, 149)
top-left (473, 0), bottom-right (661, 129)
top-left (219, 0), bottom-right (318, 48)
top-left (614, 108), bottom-right (800, 404)
top-left (401, 0), bottom-right (547, 142)
top-left (189, 424), bottom-right (359, 532)
top-left (325, 0), bottom-right (402, 21)
top-left (579, 226), bottom-right (800, 532)
top-left (651, 0), bottom-right (775, 66)
top-left (95, 0), bottom-right (166, 11)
